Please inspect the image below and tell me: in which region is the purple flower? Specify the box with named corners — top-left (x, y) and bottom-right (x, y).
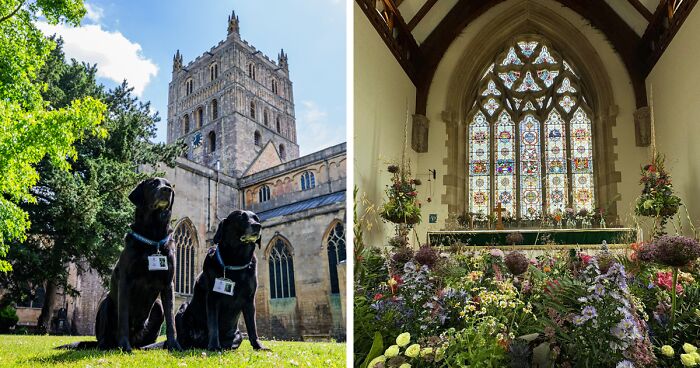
top-left (652, 235), bottom-right (700, 267)
top-left (616, 360), bottom-right (634, 368)
top-left (582, 306), bottom-right (598, 320)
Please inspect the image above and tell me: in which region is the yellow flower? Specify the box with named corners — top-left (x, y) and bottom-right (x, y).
top-left (388, 278), bottom-right (397, 287)
top-left (684, 343), bottom-right (698, 354)
top-left (385, 344), bottom-right (399, 358)
top-left (405, 343), bottom-right (420, 358)
top-left (368, 355), bottom-right (386, 368)
top-left (681, 353), bottom-right (698, 367)
top-left (543, 265), bottom-right (551, 272)
top-left (399, 364), bottom-right (411, 368)
top-left (396, 332), bottom-right (411, 347)
top-left (695, 309), bottom-right (700, 318)
top-left (692, 352), bottom-right (700, 364)
top-left (420, 347), bottom-right (433, 357)
top-left (661, 345), bottom-right (674, 357)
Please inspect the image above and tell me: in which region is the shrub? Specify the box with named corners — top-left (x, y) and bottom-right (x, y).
top-left (0, 305), bottom-right (19, 333)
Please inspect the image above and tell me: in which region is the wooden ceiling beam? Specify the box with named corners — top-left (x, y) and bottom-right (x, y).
top-left (627, 0), bottom-right (654, 22)
top-left (407, 0), bottom-right (438, 31)
top-left (415, 0), bottom-right (648, 114)
top-left (641, 0), bottom-right (698, 75)
top-left (355, 0), bottom-right (422, 84)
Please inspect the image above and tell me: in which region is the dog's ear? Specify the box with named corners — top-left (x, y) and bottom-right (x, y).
top-left (129, 181), bottom-right (146, 207)
top-left (167, 188), bottom-right (175, 211)
top-left (257, 236), bottom-right (262, 250)
top-left (213, 218), bottom-right (228, 245)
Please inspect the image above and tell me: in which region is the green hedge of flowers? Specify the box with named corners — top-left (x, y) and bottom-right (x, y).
top-left (355, 239), bottom-right (700, 368)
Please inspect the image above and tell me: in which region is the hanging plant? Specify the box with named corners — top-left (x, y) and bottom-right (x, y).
top-left (634, 154), bottom-right (682, 238)
top-left (379, 163), bottom-right (422, 225)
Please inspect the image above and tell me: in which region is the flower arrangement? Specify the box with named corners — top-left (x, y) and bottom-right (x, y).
top-left (355, 238), bottom-right (700, 367)
top-left (635, 154), bottom-right (682, 237)
top-left (380, 164), bottom-right (422, 225)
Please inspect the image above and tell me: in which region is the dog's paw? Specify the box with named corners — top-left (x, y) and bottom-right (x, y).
top-left (166, 339), bottom-right (183, 352)
top-left (118, 339), bottom-right (133, 353)
top-left (206, 344), bottom-right (222, 352)
top-left (251, 341), bottom-right (270, 351)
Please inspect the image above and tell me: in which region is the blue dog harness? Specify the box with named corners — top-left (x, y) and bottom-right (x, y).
top-left (129, 231), bottom-right (170, 253)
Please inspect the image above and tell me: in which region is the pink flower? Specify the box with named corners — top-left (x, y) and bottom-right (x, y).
top-left (655, 271), bottom-right (684, 294)
top-left (374, 293), bottom-right (383, 301)
top-left (579, 253), bottom-right (592, 265)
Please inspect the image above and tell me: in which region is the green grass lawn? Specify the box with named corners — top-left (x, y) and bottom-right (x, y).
top-left (0, 335), bottom-right (346, 367)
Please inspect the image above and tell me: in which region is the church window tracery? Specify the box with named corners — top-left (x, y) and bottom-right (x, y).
top-left (268, 237), bottom-right (295, 299)
top-left (325, 221), bottom-right (345, 294)
top-left (467, 36), bottom-right (595, 219)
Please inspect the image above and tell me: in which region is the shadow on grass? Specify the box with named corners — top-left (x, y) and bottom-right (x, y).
top-left (29, 345), bottom-right (256, 365)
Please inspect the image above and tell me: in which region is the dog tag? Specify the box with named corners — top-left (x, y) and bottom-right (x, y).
top-left (213, 278), bottom-right (235, 296)
top-left (148, 255), bottom-right (168, 271)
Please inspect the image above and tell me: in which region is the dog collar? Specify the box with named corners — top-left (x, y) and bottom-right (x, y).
top-left (214, 247), bottom-right (251, 271)
top-left (130, 231), bottom-right (170, 252)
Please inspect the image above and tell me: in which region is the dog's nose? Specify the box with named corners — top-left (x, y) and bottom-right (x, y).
top-left (160, 186), bottom-right (173, 193)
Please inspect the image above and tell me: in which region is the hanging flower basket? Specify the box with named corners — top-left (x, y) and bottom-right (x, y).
top-left (380, 165), bottom-right (422, 226)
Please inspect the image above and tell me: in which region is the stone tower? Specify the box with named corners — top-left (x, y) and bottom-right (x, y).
top-left (167, 10), bottom-right (299, 177)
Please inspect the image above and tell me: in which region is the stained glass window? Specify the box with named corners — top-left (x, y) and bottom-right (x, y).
top-left (468, 111), bottom-right (490, 216)
top-left (466, 35), bottom-right (595, 219)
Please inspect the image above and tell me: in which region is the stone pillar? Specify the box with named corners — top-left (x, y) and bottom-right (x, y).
top-left (633, 106), bottom-right (651, 147)
top-left (411, 114), bottom-right (430, 153)
top-left (337, 261), bottom-right (346, 329)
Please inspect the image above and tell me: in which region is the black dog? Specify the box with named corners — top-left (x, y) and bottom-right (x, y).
top-left (89, 178), bottom-right (182, 352)
top-left (175, 210), bottom-right (268, 351)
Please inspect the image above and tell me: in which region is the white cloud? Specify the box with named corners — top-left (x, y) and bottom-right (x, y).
top-left (35, 22), bottom-right (158, 96)
top-left (83, 3), bottom-right (103, 23)
top-left (297, 100), bottom-right (344, 155)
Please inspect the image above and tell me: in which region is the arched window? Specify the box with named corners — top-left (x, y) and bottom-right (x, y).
top-left (467, 36), bottom-right (595, 219)
top-left (250, 101), bottom-right (256, 120)
top-left (196, 106), bottom-right (203, 128)
top-left (185, 78), bottom-right (193, 95)
top-left (272, 79), bottom-right (278, 94)
top-left (300, 171), bottom-right (315, 191)
top-left (210, 63), bottom-right (218, 81)
top-left (208, 131), bottom-right (216, 152)
top-left (279, 144), bottom-right (286, 160)
top-left (212, 99), bottom-right (218, 120)
top-left (183, 114), bottom-right (190, 134)
top-left (276, 116), bottom-right (281, 133)
top-left (258, 185), bottom-right (271, 203)
top-left (248, 63), bottom-right (256, 80)
top-left (325, 221), bottom-right (346, 294)
top-left (173, 219), bottom-right (198, 295)
top-left (268, 237), bottom-right (295, 299)
top-left (263, 109), bottom-right (269, 126)
top-left (254, 130), bottom-right (262, 147)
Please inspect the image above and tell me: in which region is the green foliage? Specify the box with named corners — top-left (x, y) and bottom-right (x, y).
top-left (0, 0), bottom-right (105, 272)
top-left (0, 39), bottom-right (182, 309)
top-left (0, 304), bottom-right (18, 332)
top-left (359, 332), bottom-right (383, 368)
top-left (441, 321), bottom-right (508, 367)
top-left (0, 335), bottom-right (346, 367)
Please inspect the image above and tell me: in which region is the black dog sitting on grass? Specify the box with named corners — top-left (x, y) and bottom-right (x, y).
top-left (174, 210), bottom-right (269, 351)
top-left (60, 178), bottom-right (182, 352)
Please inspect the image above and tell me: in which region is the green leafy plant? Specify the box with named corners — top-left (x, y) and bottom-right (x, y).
top-left (0, 304), bottom-right (18, 333)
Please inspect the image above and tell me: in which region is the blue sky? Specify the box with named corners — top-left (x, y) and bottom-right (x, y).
top-left (37, 0), bottom-right (346, 155)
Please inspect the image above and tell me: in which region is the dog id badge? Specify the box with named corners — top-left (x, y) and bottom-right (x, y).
top-left (213, 278), bottom-right (235, 296)
top-left (148, 254), bottom-right (168, 271)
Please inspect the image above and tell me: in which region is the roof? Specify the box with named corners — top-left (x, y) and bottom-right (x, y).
top-left (257, 191), bottom-right (345, 221)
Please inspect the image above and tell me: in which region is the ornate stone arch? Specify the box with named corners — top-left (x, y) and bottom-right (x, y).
top-left (322, 219), bottom-right (346, 294)
top-left (264, 234), bottom-right (296, 299)
top-left (439, 1), bottom-right (621, 222)
top-left (172, 218), bottom-right (199, 295)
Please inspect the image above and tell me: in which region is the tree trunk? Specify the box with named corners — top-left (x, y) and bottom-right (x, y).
top-left (37, 280), bottom-right (57, 333)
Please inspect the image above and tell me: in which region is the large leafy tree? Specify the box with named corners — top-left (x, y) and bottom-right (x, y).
top-left (0, 39), bottom-right (182, 330)
top-left (0, 0), bottom-right (106, 272)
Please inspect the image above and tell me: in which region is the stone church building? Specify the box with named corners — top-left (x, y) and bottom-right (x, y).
top-left (11, 11), bottom-right (347, 341)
